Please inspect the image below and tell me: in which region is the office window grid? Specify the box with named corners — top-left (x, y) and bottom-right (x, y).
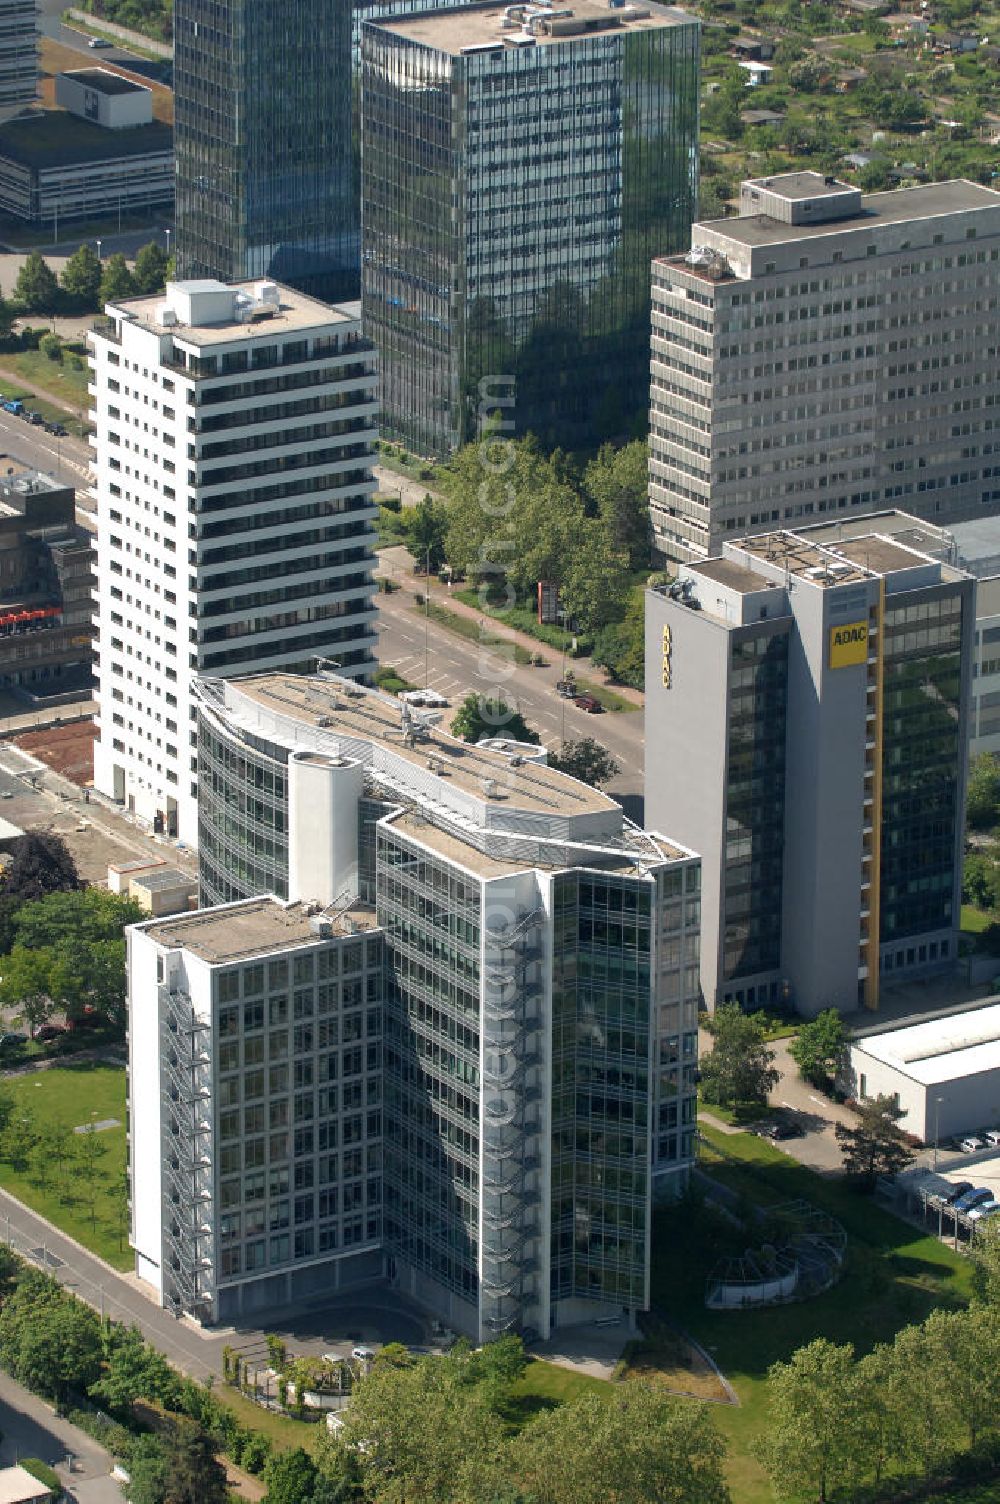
top-left (213, 945), bottom-right (383, 1282)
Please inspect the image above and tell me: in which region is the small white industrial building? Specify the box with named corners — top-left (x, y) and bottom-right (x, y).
top-left (846, 1002), bottom-right (1000, 1144)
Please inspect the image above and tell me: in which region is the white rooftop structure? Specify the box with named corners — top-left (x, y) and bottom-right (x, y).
top-left (846, 1002), bottom-right (1000, 1143)
top-left (855, 1003), bottom-right (1000, 1087)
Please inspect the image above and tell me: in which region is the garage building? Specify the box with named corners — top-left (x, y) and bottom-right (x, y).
top-left (846, 1001), bottom-right (1000, 1144)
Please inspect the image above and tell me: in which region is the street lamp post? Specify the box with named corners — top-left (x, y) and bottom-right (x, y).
top-left (95, 237), bottom-right (102, 265)
top-left (933, 1095), bottom-right (944, 1170)
top-left (165, 227), bottom-right (171, 262)
top-left (424, 546), bottom-right (430, 688)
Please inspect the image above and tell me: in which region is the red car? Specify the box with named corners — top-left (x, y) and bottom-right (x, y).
top-left (573, 693), bottom-right (603, 714)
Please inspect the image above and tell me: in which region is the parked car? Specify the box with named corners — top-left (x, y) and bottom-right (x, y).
top-left (753, 1115), bottom-right (804, 1142)
top-left (67, 1006), bottom-right (101, 1032)
top-left (952, 1186), bottom-right (993, 1214)
top-left (351, 1346), bottom-right (375, 1363)
top-left (27, 411), bottom-right (43, 426)
top-left (941, 1181), bottom-right (974, 1205)
top-left (0, 1032), bottom-right (27, 1049)
top-left (958, 1135), bottom-right (986, 1154)
top-left (573, 693), bottom-right (603, 714)
top-left (50, 423), bottom-right (67, 437)
top-left (967, 1199), bottom-right (1000, 1222)
top-left (555, 677), bottom-right (577, 698)
top-left (985, 1129), bottom-right (1000, 1148)
top-left (1, 398), bottom-right (22, 415)
top-left (88, 35), bottom-right (112, 46)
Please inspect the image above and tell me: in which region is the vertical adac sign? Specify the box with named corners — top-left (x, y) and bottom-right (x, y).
top-left (829, 620), bottom-right (868, 668)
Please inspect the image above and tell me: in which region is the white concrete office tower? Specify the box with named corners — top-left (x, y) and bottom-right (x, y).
top-left (89, 279), bottom-right (378, 847)
top-left (127, 669), bottom-right (701, 1339)
top-left (648, 172), bottom-right (1000, 564)
top-left (129, 897), bottom-right (384, 1322)
top-left (645, 516), bottom-right (974, 1018)
top-left (0, 0), bottom-right (37, 122)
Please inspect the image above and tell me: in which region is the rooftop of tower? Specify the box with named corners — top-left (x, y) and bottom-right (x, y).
top-left (195, 670), bottom-right (697, 871)
top-left (143, 897), bottom-right (378, 964)
top-left (203, 670), bottom-right (619, 821)
top-left (101, 279), bottom-right (358, 347)
top-left (370, 0), bottom-right (694, 55)
top-left (690, 178), bottom-right (1000, 250)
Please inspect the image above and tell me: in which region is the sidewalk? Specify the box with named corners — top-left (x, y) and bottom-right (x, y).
top-left (0, 1368), bottom-right (120, 1503)
top-left (377, 545), bottom-right (645, 709)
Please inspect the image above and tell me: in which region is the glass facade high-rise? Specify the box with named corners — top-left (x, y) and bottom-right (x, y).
top-left (361, 0), bottom-right (700, 456)
top-left (174, 670), bottom-right (701, 1340)
top-left (174, 0), bottom-right (357, 300)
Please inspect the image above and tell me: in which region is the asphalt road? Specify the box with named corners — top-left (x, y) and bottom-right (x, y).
top-left (0, 1181), bottom-right (428, 1385)
top-left (0, 407), bottom-right (90, 487)
top-left (375, 569), bottom-right (645, 809)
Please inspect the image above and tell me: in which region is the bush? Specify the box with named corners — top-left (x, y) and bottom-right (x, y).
top-left (38, 332), bottom-right (62, 362)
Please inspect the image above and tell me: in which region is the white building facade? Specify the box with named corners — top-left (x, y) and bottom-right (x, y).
top-left (846, 1002), bottom-right (1000, 1144)
top-left (89, 279), bottom-right (379, 846)
top-left (649, 173), bottom-right (1000, 564)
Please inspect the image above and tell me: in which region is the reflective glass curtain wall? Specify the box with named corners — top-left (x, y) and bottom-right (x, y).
top-left (175, 0), bottom-right (358, 301)
top-left (880, 592), bottom-right (966, 944)
top-left (361, 11), bottom-right (700, 456)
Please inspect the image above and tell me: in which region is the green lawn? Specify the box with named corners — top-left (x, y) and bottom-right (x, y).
top-left (218, 1385), bottom-right (323, 1455)
top-left (0, 346), bottom-right (90, 411)
top-left (0, 370), bottom-right (91, 438)
top-left (512, 1358), bottom-right (609, 1408)
top-left (0, 1062), bottom-right (129, 1270)
top-left (651, 1128), bottom-right (973, 1504)
top-left (961, 903), bottom-right (993, 936)
top-left (413, 600), bottom-right (534, 667)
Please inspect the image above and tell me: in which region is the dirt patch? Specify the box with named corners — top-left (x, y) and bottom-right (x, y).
top-left (621, 1321), bottom-right (733, 1404)
top-left (16, 720), bottom-right (95, 784)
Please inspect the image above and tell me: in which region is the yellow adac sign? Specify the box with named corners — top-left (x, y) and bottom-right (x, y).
top-left (829, 619), bottom-right (868, 669)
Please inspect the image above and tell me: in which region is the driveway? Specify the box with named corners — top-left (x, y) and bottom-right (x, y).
top-left (699, 1029), bottom-right (856, 1176)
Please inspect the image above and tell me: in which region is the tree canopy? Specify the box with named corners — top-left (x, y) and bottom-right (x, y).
top-left (442, 437), bottom-right (638, 637)
top-left (99, 253), bottom-right (137, 307)
top-left (404, 495), bottom-right (449, 574)
top-left (548, 738), bottom-right (620, 788)
top-left (451, 693), bottom-right (539, 746)
top-left (14, 252), bottom-right (59, 314)
top-left (788, 1009), bottom-right (847, 1091)
top-left (511, 1384), bottom-right (731, 1504)
top-left (700, 1004), bottom-right (780, 1113)
top-left (967, 753), bottom-right (1000, 831)
top-left (60, 244), bottom-right (102, 309)
top-left (1, 832), bottom-right (78, 903)
top-left (835, 1094), bottom-right (915, 1189)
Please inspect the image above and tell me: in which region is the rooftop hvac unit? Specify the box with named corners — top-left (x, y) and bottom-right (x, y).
top-left (157, 305), bottom-right (177, 327)
top-left (255, 281), bottom-right (280, 306)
